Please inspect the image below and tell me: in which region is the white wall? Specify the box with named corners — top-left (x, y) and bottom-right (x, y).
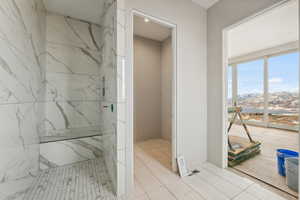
top-left (134, 36), bottom-right (173, 142)
top-left (207, 0), bottom-right (283, 167)
top-left (134, 36), bottom-right (162, 142)
top-left (161, 37), bottom-right (173, 141)
top-left (125, 0), bottom-right (207, 170)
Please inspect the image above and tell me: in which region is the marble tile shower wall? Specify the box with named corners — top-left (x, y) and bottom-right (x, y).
top-left (100, 0), bottom-right (127, 197)
top-left (39, 13), bottom-right (105, 168)
top-left (100, 0), bottom-right (118, 194)
top-left (0, 0), bottom-right (46, 184)
top-left (44, 13), bottom-right (103, 138)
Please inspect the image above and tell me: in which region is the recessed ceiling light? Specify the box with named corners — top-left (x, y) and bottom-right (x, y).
top-left (144, 18), bottom-right (150, 23)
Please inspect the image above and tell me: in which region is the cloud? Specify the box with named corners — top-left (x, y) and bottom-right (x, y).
top-left (269, 77), bottom-right (283, 84)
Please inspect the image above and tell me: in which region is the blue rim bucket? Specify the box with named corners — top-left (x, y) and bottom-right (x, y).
top-left (277, 149), bottom-right (299, 176)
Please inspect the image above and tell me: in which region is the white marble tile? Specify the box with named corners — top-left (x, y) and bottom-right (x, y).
top-left (99, 0), bottom-right (118, 195)
top-left (15, 0), bottom-right (46, 55)
top-left (0, 37), bottom-right (45, 104)
top-left (0, 0), bottom-right (46, 105)
top-left (0, 0), bottom-right (45, 186)
top-left (117, 119), bottom-right (126, 149)
top-left (0, 1), bottom-right (41, 64)
top-left (46, 43), bottom-right (102, 75)
top-left (40, 136), bottom-right (103, 169)
top-left (46, 73), bottom-right (101, 101)
top-left (101, 64), bottom-right (118, 102)
top-left (0, 103), bottom-right (40, 148)
top-left (46, 14), bottom-right (102, 51)
top-left (101, 101), bottom-right (116, 133)
top-left (0, 175), bottom-right (35, 200)
top-left (0, 145), bottom-right (39, 182)
top-left (44, 101), bottom-right (102, 132)
top-left (117, 157), bottom-right (126, 195)
top-left (24, 159), bottom-right (116, 200)
top-left (41, 126), bottom-right (102, 140)
top-left (117, 56), bottom-right (126, 101)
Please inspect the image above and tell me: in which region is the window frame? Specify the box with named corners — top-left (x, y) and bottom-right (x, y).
top-left (228, 49), bottom-right (299, 131)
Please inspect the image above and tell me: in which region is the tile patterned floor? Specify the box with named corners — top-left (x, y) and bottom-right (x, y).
top-left (23, 158), bottom-right (116, 200)
top-left (133, 139), bottom-right (289, 200)
top-left (0, 139), bottom-right (293, 200)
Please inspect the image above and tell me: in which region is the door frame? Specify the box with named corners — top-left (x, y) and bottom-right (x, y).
top-left (221, 0), bottom-right (298, 168)
top-left (128, 9), bottom-right (178, 171)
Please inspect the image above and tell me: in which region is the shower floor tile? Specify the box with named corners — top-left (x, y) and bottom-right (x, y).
top-left (23, 159), bottom-right (116, 200)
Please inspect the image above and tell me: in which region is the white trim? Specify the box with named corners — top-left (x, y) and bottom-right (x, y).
top-left (222, 0), bottom-right (297, 170)
top-left (125, 9), bottom-right (135, 197)
top-left (222, 30), bottom-right (229, 168)
top-left (263, 56), bottom-right (269, 127)
top-left (130, 9), bottom-right (178, 172)
top-left (232, 64), bottom-right (237, 105)
top-left (171, 27), bottom-right (178, 171)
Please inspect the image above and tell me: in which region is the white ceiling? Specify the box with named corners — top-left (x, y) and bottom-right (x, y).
top-left (228, 0), bottom-right (298, 59)
top-left (43, 0), bottom-right (219, 25)
top-left (191, 0), bottom-right (220, 9)
top-left (43, 0), bottom-right (106, 24)
top-left (134, 15), bottom-right (172, 42)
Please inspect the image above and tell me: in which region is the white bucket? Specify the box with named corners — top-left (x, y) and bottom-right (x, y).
top-left (285, 157), bottom-right (298, 192)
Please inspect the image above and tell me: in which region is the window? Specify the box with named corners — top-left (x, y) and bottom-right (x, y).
top-left (268, 52), bottom-right (299, 127)
top-left (228, 51), bottom-right (299, 130)
top-left (237, 60), bottom-right (264, 123)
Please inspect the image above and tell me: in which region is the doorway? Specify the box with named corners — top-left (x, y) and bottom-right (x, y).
top-left (222, 0), bottom-right (299, 199)
top-left (132, 11), bottom-right (177, 172)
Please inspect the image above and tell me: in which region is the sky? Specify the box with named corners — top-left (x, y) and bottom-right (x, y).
top-left (228, 52), bottom-right (299, 96)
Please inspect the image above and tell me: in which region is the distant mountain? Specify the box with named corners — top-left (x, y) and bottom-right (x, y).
top-left (228, 92), bottom-right (299, 114)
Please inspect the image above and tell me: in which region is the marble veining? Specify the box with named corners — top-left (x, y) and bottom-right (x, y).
top-left (42, 13), bottom-right (104, 142)
top-left (0, 0), bottom-right (123, 197)
top-left (100, 0), bottom-right (119, 194)
top-left (40, 136), bottom-right (103, 169)
top-left (44, 101), bottom-right (102, 134)
top-left (46, 14), bottom-right (102, 51)
top-left (0, 175), bottom-right (36, 200)
top-left (0, 0), bottom-right (46, 184)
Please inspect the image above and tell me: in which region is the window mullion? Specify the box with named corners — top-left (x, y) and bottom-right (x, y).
top-left (263, 56), bottom-right (269, 127)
